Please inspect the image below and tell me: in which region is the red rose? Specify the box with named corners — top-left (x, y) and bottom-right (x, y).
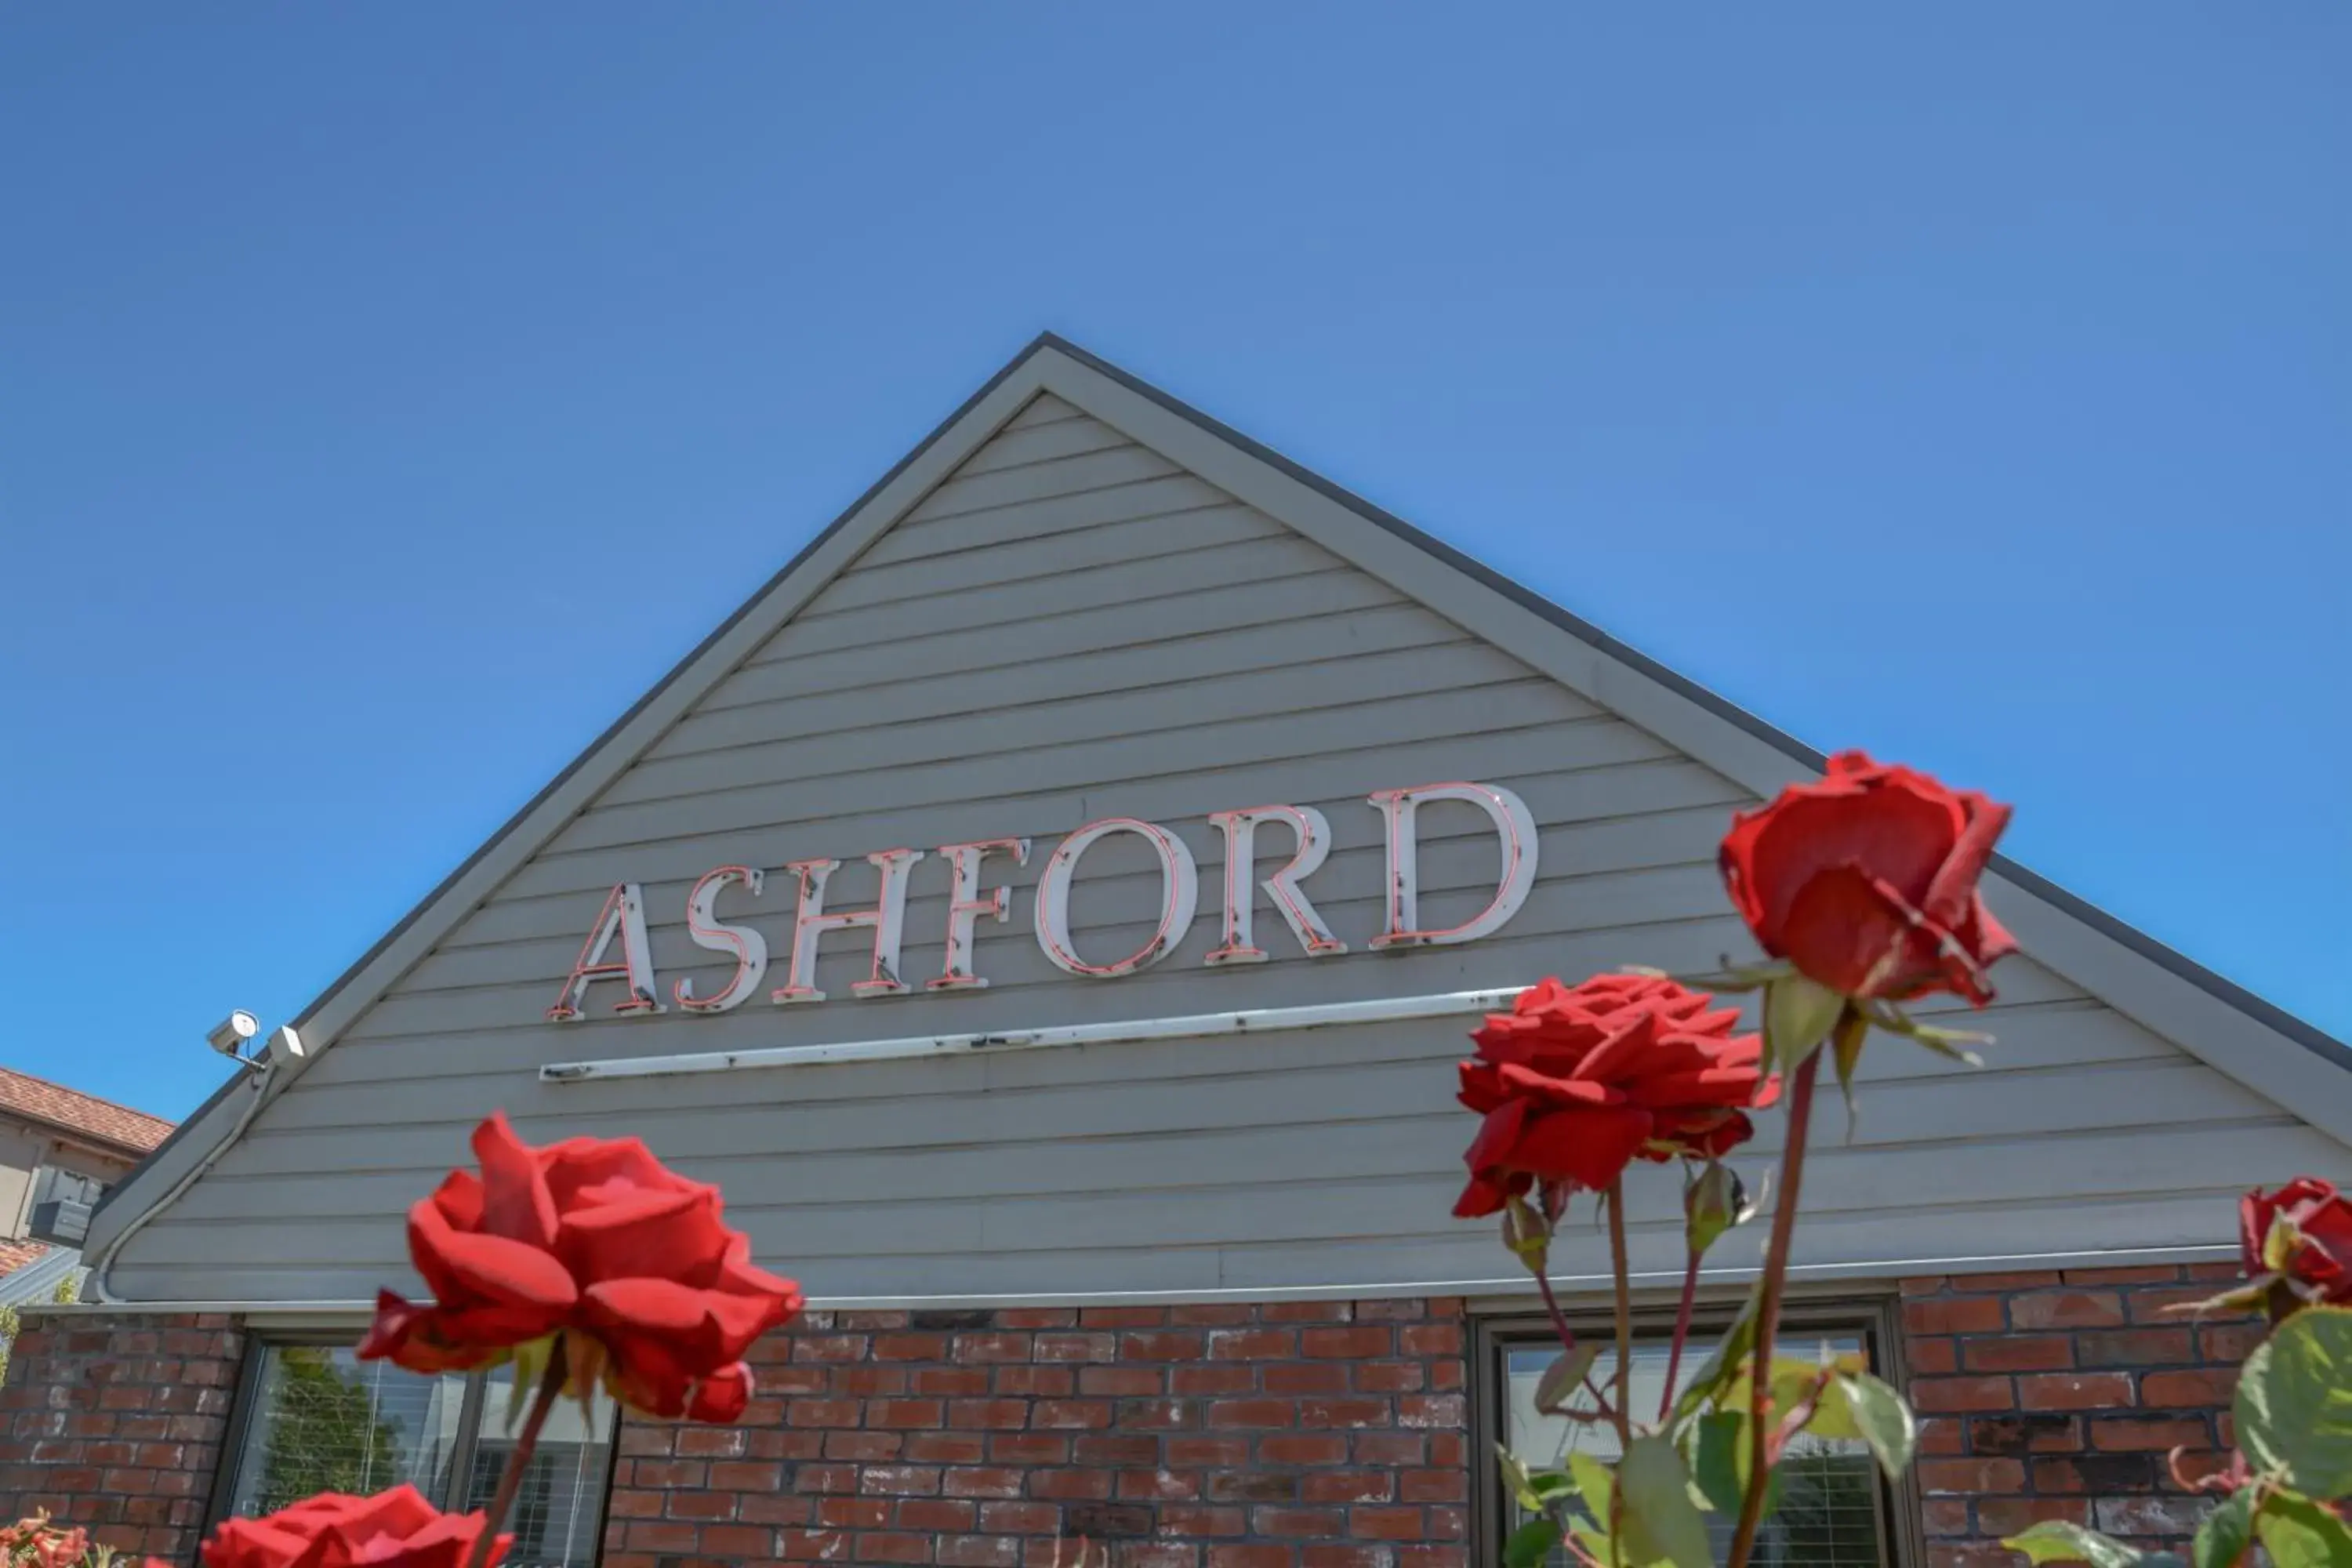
top-left (1454, 974), bottom-right (1776, 1216)
top-left (2241, 1177), bottom-right (2352, 1305)
top-left (360, 1112), bottom-right (803, 1421)
top-left (1719, 750), bottom-right (2016, 1005)
top-left (201, 1486), bottom-right (506, 1568)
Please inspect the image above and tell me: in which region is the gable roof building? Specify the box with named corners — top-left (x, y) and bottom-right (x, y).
top-left (0, 1069), bottom-right (175, 1162)
top-left (0, 1067), bottom-right (172, 1305)
top-left (20, 337), bottom-right (2348, 1565)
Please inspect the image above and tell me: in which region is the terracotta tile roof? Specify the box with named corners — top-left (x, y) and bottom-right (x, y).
top-left (0, 1238), bottom-right (48, 1279)
top-left (0, 1069), bottom-right (175, 1156)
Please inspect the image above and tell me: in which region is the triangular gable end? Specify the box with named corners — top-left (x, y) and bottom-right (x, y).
top-left (86, 335), bottom-right (2352, 1307)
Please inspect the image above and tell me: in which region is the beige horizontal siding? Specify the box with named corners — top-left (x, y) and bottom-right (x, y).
top-left (495, 753), bottom-right (1745, 905)
top-left (598, 673), bottom-right (1592, 811)
top-left (162, 998), bottom-right (2172, 1223)
top-left (998, 392), bottom-right (1085, 430)
top-left (666, 607), bottom-right (1470, 749)
top-left (805, 505), bottom-right (1283, 614)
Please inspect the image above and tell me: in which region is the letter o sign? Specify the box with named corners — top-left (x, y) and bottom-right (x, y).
top-left (1033, 817), bottom-right (1199, 977)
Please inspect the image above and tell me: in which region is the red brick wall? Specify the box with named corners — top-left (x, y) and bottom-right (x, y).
top-left (0, 1273), bottom-right (2255, 1568)
top-left (1899, 1265), bottom-right (2254, 1566)
top-left (0, 1311), bottom-right (247, 1560)
top-left (601, 1301), bottom-right (1472, 1568)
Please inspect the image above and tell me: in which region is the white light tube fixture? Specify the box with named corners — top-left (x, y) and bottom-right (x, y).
top-left (539, 985), bottom-right (1533, 1084)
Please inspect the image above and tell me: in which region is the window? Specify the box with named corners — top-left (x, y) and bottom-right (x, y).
top-left (1476, 1303), bottom-right (1918, 1568)
top-left (216, 1344), bottom-right (617, 1568)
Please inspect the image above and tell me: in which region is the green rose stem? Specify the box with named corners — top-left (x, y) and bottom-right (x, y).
top-left (464, 1341), bottom-right (573, 1568)
top-left (1726, 1043), bottom-right (1827, 1568)
top-left (1531, 1238), bottom-right (1617, 1418)
top-left (1604, 1179), bottom-right (1635, 1568)
top-left (1658, 1245), bottom-right (1702, 1424)
top-left (1605, 1180), bottom-right (1634, 1450)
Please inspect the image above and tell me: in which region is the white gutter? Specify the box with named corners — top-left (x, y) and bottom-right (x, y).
top-left (35, 1242), bottom-right (2241, 1319)
top-left (540, 985), bottom-right (1534, 1084)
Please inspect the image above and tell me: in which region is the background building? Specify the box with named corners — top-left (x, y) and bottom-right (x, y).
top-left (0, 1067), bottom-right (174, 1304)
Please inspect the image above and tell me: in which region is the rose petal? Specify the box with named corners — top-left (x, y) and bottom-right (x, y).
top-left (471, 1112), bottom-right (560, 1250)
top-left (416, 1217), bottom-right (579, 1314)
top-left (1511, 1104), bottom-right (1653, 1192)
top-left (561, 1183), bottom-right (732, 1289)
top-left (688, 1363), bottom-right (754, 1422)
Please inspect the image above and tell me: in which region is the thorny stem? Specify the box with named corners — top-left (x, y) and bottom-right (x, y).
top-left (1604, 1180), bottom-right (1636, 1568)
top-left (1605, 1181), bottom-right (1634, 1453)
top-left (464, 1341), bottom-right (571, 1568)
top-left (1658, 1245), bottom-right (1703, 1425)
top-left (1533, 1261), bottom-right (1617, 1418)
top-left (1726, 1044), bottom-right (1826, 1568)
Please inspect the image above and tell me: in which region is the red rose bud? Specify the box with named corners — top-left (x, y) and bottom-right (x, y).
top-left (1683, 1160), bottom-right (1751, 1257)
top-left (201, 1486), bottom-right (506, 1568)
top-left (2241, 1177), bottom-right (2352, 1311)
top-left (1453, 974), bottom-right (1777, 1216)
top-left (1499, 1192), bottom-right (1551, 1272)
top-left (360, 1112), bottom-right (804, 1421)
top-left (1719, 751), bottom-right (2016, 1005)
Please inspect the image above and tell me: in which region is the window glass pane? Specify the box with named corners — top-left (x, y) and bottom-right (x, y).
top-left (454, 1367), bottom-right (616, 1568)
top-left (1502, 1330), bottom-right (1886, 1568)
top-left (225, 1345), bottom-right (471, 1516)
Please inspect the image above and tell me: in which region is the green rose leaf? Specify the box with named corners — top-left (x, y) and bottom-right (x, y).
top-left (2255, 1490), bottom-right (2352, 1568)
top-left (2192, 1487), bottom-right (2255, 1568)
top-left (1688, 1411), bottom-right (1746, 1515)
top-left (1837, 1370), bottom-right (1918, 1479)
top-left (1497, 1446), bottom-right (1538, 1512)
top-left (1503, 1517), bottom-right (1563, 1568)
top-left (2005, 1520), bottom-right (2154, 1568)
top-left (1619, 1436), bottom-right (1713, 1568)
top-left (1682, 1410), bottom-right (1780, 1522)
top-left (1496, 1446), bottom-right (1577, 1513)
top-left (2237, 1305), bottom-right (2352, 1496)
top-left (1765, 974), bottom-right (1846, 1072)
top-left (1720, 1355), bottom-right (1866, 1441)
top-left (1567, 1450), bottom-right (1614, 1520)
top-left (1536, 1343), bottom-right (1602, 1415)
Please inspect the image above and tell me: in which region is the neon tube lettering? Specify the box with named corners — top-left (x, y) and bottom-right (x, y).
top-left (1033, 818), bottom-right (1198, 978)
top-left (673, 866), bottom-right (768, 1013)
top-left (1367, 781), bottom-right (1538, 948)
top-left (1203, 805), bottom-right (1345, 965)
top-left (927, 837), bottom-right (1032, 990)
top-left (546, 883), bottom-right (663, 1020)
top-left (771, 848), bottom-right (928, 1004)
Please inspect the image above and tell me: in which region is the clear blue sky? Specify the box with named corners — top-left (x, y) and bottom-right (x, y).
top-left (2, 9), bottom-right (2345, 1120)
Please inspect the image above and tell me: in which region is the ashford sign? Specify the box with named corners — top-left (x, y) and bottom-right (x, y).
top-left (545, 780), bottom-right (1537, 1021)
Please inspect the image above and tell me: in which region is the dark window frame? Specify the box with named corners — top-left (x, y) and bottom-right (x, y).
top-left (1469, 1291), bottom-right (1926, 1568)
top-left (205, 1334), bottom-right (619, 1565)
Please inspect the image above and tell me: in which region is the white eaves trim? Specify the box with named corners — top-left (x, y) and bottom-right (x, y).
top-left (21, 1240), bottom-right (2247, 1320)
top-left (87, 334), bottom-right (2352, 1268)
